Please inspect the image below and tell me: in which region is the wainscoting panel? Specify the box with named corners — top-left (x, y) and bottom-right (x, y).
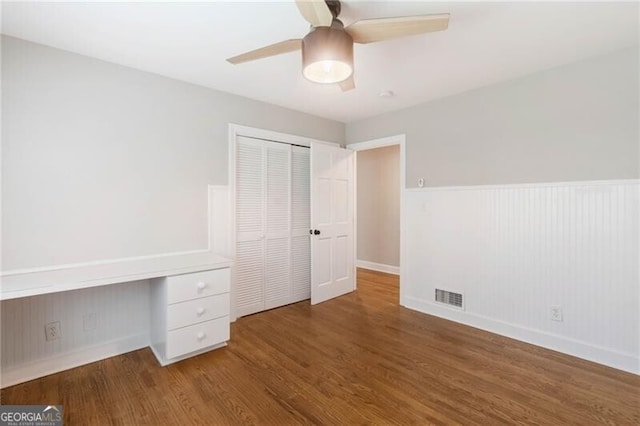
top-left (403, 180), bottom-right (639, 373)
top-left (1, 280), bottom-right (150, 387)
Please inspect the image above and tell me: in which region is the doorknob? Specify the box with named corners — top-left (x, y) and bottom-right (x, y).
top-left (314, 229), bottom-right (321, 235)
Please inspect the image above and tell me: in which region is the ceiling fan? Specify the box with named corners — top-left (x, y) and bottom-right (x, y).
top-left (227, 0), bottom-right (449, 91)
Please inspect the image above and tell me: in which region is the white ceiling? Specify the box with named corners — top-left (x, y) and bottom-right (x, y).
top-left (2, 1), bottom-right (638, 123)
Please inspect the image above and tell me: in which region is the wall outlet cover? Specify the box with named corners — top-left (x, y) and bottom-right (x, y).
top-left (45, 321), bottom-right (62, 341)
top-left (550, 306), bottom-right (563, 322)
top-left (83, 313), bottom-right (97, 331)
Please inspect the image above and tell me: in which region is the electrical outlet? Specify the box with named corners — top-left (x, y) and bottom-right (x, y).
top-left (550, 306), bottom-right (563, 322)
top-left (83, 313), bottom-right (97, 331)
top-left (45, 321), bottom-right (62, 341)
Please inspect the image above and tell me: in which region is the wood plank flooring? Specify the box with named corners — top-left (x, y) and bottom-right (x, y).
top-left (2, 268), bottom-right (638, 425)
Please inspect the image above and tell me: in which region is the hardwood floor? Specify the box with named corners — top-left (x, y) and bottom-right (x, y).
top-left (2, 268), bottom-right (638, 425)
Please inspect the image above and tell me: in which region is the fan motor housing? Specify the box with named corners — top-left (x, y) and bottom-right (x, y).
top-left (302, 24), bottom-right (354, 83)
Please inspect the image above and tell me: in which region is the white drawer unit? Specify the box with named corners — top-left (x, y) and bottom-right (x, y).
top-left (150, 267), bottom-right (231, 366)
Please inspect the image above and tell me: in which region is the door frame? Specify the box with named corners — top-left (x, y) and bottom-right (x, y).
top-left (228, 124), bottom-right (337, 321)
top-left (348, 134), bottom-right (406, 304)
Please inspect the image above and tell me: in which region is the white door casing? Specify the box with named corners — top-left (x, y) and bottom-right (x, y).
top-left (310, 142), bottom-right (355, 305)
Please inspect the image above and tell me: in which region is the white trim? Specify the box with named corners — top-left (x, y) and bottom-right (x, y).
top-left (349, 135), bottom-right (406, 152)
top-left (228, 125), bottom-right (237, 322)
top-left (356, 260), bottom-right (400, 275)
top-left (228, 123), bottom-right (339, 148)
top-left (0, 333), bottom-right (149, 388)
top-left (348, 134), bottom-right (406, 301)
top-left (1, 185), bottom-right (220, 277)
top-left (406, 179), bottom-right (639, 192)
top-left (403, 296), bottom-right (639, 375)
top-left (150, 342), bottom-right (227, 367)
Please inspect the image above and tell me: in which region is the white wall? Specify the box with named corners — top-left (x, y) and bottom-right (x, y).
top-left (348, 48), bottom-right (640, 373)
top-left (357, 145), bottom-right (400, 270)
top-left (347, 47), bottom-right (639, 187)
top-left (1, 36), bottom-right (344, 271)
top-left (0, 36), bottom-right (342, 383)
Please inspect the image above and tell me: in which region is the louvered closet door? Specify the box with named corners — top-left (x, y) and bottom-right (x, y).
top-left (235, 137), bottom-right (311, 317)
top-left (235, 136), bottom-right (265, 317)
top-left (264, 141), bottom-right (292, 310)
top-left (291, 146), bottom-right (311, 301)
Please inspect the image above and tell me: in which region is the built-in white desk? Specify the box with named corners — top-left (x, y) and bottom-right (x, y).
top-left (0, 252), bottom-right (233, 381)
top-left (0, 252), bottom-right (232, 301)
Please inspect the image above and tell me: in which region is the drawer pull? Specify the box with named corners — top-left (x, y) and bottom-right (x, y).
top-left (196, 307), bottom-right (206, 316)
top-left (196, 332), bottom-right (206, 341)
top-left (196, 281), bottom-right (207, 290)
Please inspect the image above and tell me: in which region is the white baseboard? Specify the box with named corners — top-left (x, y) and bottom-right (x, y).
top-left (402, 296), bottom-right (639, 375)
top-left (0, 333), bottom-right (149, 388)
top-left (356, 260), bottom-right (400, 275)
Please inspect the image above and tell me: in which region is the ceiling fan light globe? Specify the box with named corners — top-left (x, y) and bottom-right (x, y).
top-left (303, 60), bottom-right (352, 84)
top-left (302, 26), bottom-right (353, 84)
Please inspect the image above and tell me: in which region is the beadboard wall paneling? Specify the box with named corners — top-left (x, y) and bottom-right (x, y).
top-left (1, 280), bottom-right (150, 386)
top-left (403, 180), bottom-right (639, 374)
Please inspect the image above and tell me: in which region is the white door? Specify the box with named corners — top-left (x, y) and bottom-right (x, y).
top-left (310, 142), bottom-right (355, 304)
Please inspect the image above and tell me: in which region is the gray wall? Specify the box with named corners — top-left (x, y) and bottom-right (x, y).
top-left (346, 47), bottom-right (639, 187)
top-left (1, 36), bottom-right (344, 270)
top-left (357, 145), bottom-right (400, 267)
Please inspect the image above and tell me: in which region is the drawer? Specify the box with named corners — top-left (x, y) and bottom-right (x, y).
top-left (166, 268), bottom-right (230, 303)
top-left (167, 293), bottom-right (229, 330)
top-left (166, 316), bottom-right (229, 359)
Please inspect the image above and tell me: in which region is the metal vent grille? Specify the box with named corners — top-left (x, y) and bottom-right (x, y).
top-left (435, 289), bottom-right (464, 309)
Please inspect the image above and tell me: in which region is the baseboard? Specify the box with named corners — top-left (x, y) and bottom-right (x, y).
top-left (0, 333), bottom-right (149, 388)
top-left (356, 260), bottom-right (400, 275)
top-left (402, 296), bottom-right (639, 375)
top-left (150, 342), bottom-right (227, 367)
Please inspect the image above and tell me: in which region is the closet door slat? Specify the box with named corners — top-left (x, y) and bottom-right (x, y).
top-left (235, 136), bottom-right (265, 316)
top-left (291, 146), bottom-right (311, 301)
top-left (236, 139), bottom-right (264, 235)
top-left (235, 240), bottom-right (264, 316)
top-left (264, 142), bottom-right (292, 308)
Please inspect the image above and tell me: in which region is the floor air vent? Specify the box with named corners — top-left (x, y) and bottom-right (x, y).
top-left (435, 289), bottom-right (464, 310)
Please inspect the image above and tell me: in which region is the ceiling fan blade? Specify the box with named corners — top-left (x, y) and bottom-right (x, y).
top-left (346, 13), bottom-right (450, 44)
top-left (295, 0), bottom-right (333, 27)
top-left (339, 76), bottom-right (355, 92)
top-left (227, 39), bottom-right (302, 65)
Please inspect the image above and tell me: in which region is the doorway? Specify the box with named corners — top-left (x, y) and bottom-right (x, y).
top-left (350, 135), bottom-right (406, 301)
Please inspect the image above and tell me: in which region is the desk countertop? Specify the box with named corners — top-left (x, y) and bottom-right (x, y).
top-left (0, 252), bottom-right (233, 301)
